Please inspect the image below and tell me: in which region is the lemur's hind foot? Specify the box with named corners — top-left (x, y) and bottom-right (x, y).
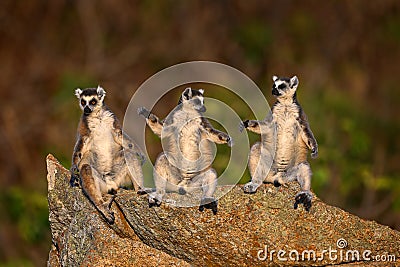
top-left (243, 182), bottom-right (259, 194)
top-left (199, 197), bottom-right (218, 215)
top-left (70, 165), bottom-right (80, 187)
top-left (70, 173), bottom-right (80, 187)
top-left (294, 191), bottom-right (313, 211)
top-left (137, 187), bottom-right (153, 195)
top-left (148, 192), bottom-right (162, 208)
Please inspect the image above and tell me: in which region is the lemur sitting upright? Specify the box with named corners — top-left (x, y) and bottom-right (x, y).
top-left (71, 86), bottom-right (149, 224)
top-left (240, 76), bottom-right (318, 211)
top-left (138, 87), bottom-right (232, 214)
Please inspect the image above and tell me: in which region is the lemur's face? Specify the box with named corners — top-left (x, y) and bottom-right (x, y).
top-left (75, 86), bottom-right (106, 115)
top-left (272, 75), bottom-right (299, 99)
top-left (180, 87), bottom-right (206, 112)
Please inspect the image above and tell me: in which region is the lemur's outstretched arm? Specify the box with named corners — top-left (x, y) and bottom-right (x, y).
top-left (111, 115), bottom-right (126, 146)
top-left (298, 109), bottom-right (318, 158)
top-left (201, 117), bottom-right (232, 146)
top-left (111, 117), bottom-right (146, 165)
top-left (112, 117), bottom-right (137, 149)
top-left (240, 119), bottom-right (274, 135)
top-left (240, 111), bottom-right (274, 135)
top-left (138, 107), bottom-right (164, 138)
top-left (240, 120), bottom-right (263, 134)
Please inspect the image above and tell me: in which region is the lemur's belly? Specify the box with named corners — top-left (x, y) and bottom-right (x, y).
top-left (274, 123), bottom-right (298, 171)
top-left (168, 118), bottom-right (212, 174)
top-left (179, 126), bottom-right (201, 161)
top-left (179, 126), bottom-right (210, 174)
top-left (90, 119), bottom-right (118, 175)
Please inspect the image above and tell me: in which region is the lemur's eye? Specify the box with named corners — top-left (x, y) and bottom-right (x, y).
top-left (81, 100), bottom-right (86, 106)
top-left (278, 84), bottom-right (286, 89)
top-left (90, 99), bottom-right (97, 105)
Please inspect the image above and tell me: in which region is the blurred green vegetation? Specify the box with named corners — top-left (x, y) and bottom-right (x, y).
top-left (0, 0), bottom-right (399, 265)
top-left (0, 187), bottom-right (49, 244)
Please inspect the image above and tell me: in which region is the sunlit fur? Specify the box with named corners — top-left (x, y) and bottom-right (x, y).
top-left (242, 76), bottom-right (318, 211)
top-left (138, 87), bottom-right (232, 214)
top-left (71, 86), bottom-right (148, 224)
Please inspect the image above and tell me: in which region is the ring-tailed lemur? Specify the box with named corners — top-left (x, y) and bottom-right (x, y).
top-left (138, 87), bottom-right (232, 214)
top-left (240, 76), bottom-right (318, 211)
top-left (71, 86), bottom-right (149, 224)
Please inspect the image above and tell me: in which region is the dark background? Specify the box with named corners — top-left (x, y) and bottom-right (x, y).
top-left (0, 1), bottom-right (399, 266)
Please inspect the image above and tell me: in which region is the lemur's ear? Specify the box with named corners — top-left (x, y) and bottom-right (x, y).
top-left (198, 89), bottom-right (204, 95)
top-left (272, 75), bottom-right (278, 82)
top-left (75, 88), bottom-right (82, 99)
top-left (289, 76), bottom-right (299, 89)
top-left (183, 87), bottom-right (192, 100)
top-left (97, 85), bottom-right (106, 101)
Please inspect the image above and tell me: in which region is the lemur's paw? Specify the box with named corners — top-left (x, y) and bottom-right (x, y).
top-left (148, 114), bottom-right (158, 123)
top-left (108, 188), bottom-right (118, 195)
top-left (148, 193), bottom-right (162, 208)
top-left (239, 121), bottom-right (247, 132)
top-left (243, 182), bottom-right (259, 194)
top-left (227, 136), bottom-right (234, 147)
top-left (70, 166), bottom-right (80, 187)
top-left (294, 191), bottom-right (313, 211)
top-left (69, 174), bottom-right (80, 187)
top-left (218, 132), bottom-right (231, 144)
top-left (137, 107), bottom-right (150, 118)
top-left (311, 147), bottom-right (318, 159)
top-left (239, 120), bottom-right (255, 132)
top-left (137, 187), bottom-right (152, 195)
top-left (199, 197), bottom-right (218, 215)
top-left (148, 199), bottom-right (161, 208)
top-left (240, 120), bottom-right (257, 132)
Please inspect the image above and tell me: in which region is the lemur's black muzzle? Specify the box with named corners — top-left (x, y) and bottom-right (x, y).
top-left (84, 106), bottom-right (92, 115)
top-left (272, 87), bottom-right (281, 96)
top-left (198, 106), bottom-right (206, 113)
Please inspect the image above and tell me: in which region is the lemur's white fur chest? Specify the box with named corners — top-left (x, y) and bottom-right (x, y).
top-left (85, 109), bottom-right (118, 173)
top-left (272, 103), bottom-right (301, 170)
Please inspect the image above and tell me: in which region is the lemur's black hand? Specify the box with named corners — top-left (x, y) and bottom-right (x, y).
top-left (311, 147), bottom-right (318, 159)
top-left (70, 165), bottom-right (80, 187)
top-left (137, 107), bottom-right (150, 118)
top-left (218, 132), bottom-right (229, 142)
top-left (239, 120), bottom-right (250, 132)
top-left (227, 136), bottom-right (233, 147)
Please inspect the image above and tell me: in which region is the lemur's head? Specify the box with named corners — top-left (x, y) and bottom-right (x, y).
top-left (272, 75), bottom-right (299, 100)
top-left (178, 87), bottom-right (206, 112)
top-left (75, 86), bottom-right (106, 115)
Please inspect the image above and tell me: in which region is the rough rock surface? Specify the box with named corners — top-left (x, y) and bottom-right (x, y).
top-left (46, 154), bottom-right (400, 266)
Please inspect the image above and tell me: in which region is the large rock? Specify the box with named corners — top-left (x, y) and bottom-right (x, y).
top-left (46, 154), bottom-right (400, 266)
